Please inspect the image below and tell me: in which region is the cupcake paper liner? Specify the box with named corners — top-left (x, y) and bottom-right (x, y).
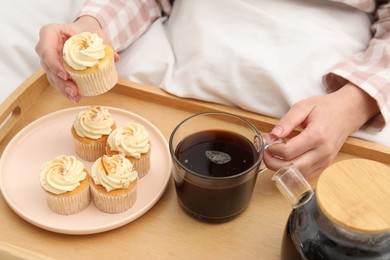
top-left (46, 186), bottom-right (90, 215)
top-left (67, 59), bottom-right (118, 96)
top-left (90, 184), bottom-right (137, 214)
top-left (128, 150), bottom-right (151, 179)
top-left (75, 139), bottom-right (106, 162)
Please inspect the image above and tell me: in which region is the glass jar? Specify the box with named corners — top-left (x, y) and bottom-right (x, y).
top-left (273, 159), bottom-right (390, 260)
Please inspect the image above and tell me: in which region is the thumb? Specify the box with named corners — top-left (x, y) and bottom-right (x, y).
top-left (271, 103), bottom-right (313, 138)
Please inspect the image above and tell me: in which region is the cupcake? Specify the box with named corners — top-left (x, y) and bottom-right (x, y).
top-left (39, 155), bottom-right (90, 215)
top-left (90, 154), bottom-right (138, 213)
top-left (71, 105), bottom-right (116, 162)
top-left (63, 32), bottom-right (118, 96)
top-left (106, 122), bottom-right (151, 178)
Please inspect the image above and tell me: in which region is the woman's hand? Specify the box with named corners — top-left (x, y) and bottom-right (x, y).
top-left (263, 83), bottom-right (380, 179)
top-left (35, 16), bottom-right (116, 102)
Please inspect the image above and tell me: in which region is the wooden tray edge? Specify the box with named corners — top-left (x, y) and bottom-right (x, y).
top-left (0, 241), bottom-right (52, 260)
top-left (0, 68), bottom-right (48, 144)
top-left (1, 69), bottom-right (389, 164)
top-left (115, 79), bottom-right (390, 164)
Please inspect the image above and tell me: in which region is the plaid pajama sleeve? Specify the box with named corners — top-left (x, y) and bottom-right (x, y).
top-left (77, 0), bottom-right (172, 52)
top-left (324, 1), bottom-right (390, 132)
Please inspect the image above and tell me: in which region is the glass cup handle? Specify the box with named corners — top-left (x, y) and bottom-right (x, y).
top-left (264, 134), bottom-right (284, 149)
top-left (257, 134), bottom-right (285, 174)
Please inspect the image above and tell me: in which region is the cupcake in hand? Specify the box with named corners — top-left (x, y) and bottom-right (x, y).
top-left (90, 154), bottom-right (138, 214)
top-left (72, 105), bottom-right (116, 162)
top-left (63, 32), bottom-right (118, 96)
top-left (106, 122), bottom-right (151, 178)
top-left (39, 155), bottom-right (90, 215)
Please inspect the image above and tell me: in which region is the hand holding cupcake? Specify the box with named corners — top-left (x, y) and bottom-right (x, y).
top-left (63, 32), bottom-right (118, 96)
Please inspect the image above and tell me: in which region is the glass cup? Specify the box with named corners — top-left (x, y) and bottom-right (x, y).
top-left (169, 112), bottom-right (282, 222)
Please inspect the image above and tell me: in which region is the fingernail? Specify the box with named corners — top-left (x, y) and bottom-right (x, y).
top-left (68, 95), bottom-right (77, 102)
top-left (65, 87), bottom-right (75, 97)
top-left (58, 72), bottom-right (67, 81)
top-left (271, 125), bottom-right (284, 137)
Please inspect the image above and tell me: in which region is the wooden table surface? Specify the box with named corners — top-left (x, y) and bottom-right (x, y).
top-left (0, 70), bottom-right (388, 260)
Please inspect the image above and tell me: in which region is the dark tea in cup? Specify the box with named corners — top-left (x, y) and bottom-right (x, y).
top-left (169, 112), bottom-right (276, 222)
top-left (175, 129), bottom-right (258, 178)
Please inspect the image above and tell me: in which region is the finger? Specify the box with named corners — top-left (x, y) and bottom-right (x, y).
top-left (36, 25), bottom-right (72, 81)
top-left (271, 102), bottom-right (314, 139)
top-left (46, 71), bottom-right (81, 102)
top-left (263, 149), bottom-right (293, 171)
top-left (45, 71), bottom-right (59, 92)
top-left (266, 126), bottom-right (318, 161)
top-left (46, 71), bottom-right (66, 95)
top-left (290, 151), bottom-right (328, 180)
top-left (264, 148), bottom-right (325, 180)
top-left (41, 41), bottom-right (68, 81)
top-left (39, 59), bottom-right (49, 72)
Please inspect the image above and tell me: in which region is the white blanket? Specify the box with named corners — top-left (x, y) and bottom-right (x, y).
top-left (117, 0), bottom-right (390, 145)
top-left (1, 0), bottom-right (389, 146)
top-left (0, 0), bottom-right (84, 102)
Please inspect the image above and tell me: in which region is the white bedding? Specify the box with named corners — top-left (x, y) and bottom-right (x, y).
top-left (0, 0), bottom-right (85, 103)
top-left (1, 0), bottom-right (389, 146)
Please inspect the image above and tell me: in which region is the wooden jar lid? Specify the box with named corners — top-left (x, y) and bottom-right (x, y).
top-left (317, 158), bottom-right (390, 235)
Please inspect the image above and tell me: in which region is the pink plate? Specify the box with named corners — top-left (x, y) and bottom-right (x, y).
top-left (0, 106), bottom-right (172, 235)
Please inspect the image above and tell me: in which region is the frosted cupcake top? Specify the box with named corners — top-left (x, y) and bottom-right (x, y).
top-left (63, 32), bottom-right (105, 70)
top-left (40, 155), bottom-right (87, 195)
top-left (74, 106), bottom-right (115, 139)
top-left (91, 154), bottom-right (138, 192)
top-left (107, 122), bottom-right (150, 159)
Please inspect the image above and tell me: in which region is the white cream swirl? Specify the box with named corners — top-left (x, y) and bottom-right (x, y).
top-left (91, 154), bottom-right (138, 192)
top-left (63, 32), bottom-right (105, 70)
top-left (107, 122), bottom-right (150, 159)
top-left (74, 106), bottom-right (114, 139)
top-left (39, 155), bottom-right (86, 195)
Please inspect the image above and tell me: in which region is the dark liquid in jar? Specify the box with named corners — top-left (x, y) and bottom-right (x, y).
top-left (173, 130), bottom-right (259, 221)
top-left (282, 192), bottom-right (390, 260)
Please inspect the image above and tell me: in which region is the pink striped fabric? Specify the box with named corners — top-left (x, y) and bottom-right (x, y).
top-left (78, 0), bottom-right (390, 131)
top-left (77, 0), bottom-right (171, 52)
top-left (324, 1), bottom-right (390, 131)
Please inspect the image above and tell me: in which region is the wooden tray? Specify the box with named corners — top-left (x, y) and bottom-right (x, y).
top-left (0, 69), bottom-right (389, 259)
